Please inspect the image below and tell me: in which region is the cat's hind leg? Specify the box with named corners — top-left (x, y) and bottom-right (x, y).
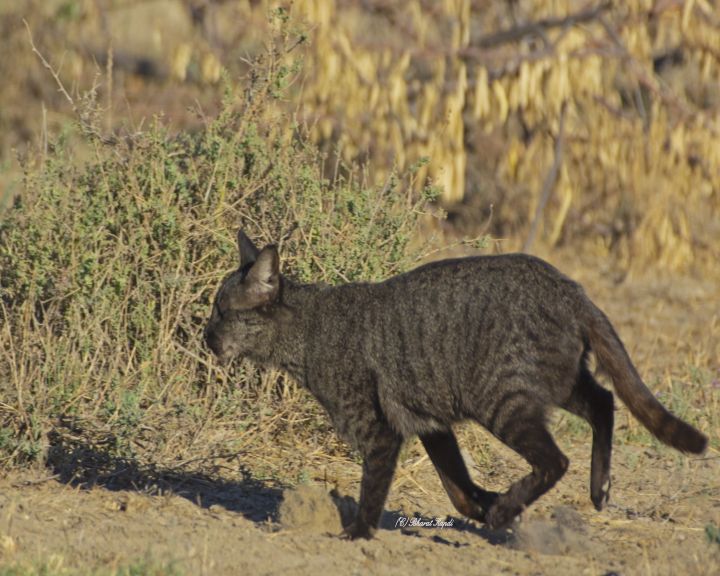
top-left (484, 402), bottom-right (569, 530)
top-left (420, 430), bottom-right (498, 522)
top-left (562, 366), bottom-right (614, 510)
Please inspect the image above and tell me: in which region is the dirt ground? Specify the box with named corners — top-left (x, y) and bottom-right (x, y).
top-left (1, 256), bottom-right (719, 575)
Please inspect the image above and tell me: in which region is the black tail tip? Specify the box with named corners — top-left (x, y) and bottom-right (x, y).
top-left (676, 426), bottom-right (708, 455)
top-left (658, 414), bottom-right (708, 454)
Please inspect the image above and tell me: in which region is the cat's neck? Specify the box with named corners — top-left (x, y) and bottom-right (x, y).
top-left (264, 278), bottom-right (324, 382)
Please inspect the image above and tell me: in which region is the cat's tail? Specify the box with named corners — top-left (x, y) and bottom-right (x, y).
top-left (582, 302), bottom-right (707, 454)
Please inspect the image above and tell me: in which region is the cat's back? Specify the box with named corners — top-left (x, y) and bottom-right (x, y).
top-left (312, 253), bottom-right (587, 353)
top-left (376, 252), bottom-right (583, 306)
top-left (361, 252), bottom-right (587, 360)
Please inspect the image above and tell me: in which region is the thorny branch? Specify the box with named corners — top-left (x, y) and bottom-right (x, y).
top-left (24, 18), bottom-right (117, 145)
top-left (23, 18), bottom-right (77, 112)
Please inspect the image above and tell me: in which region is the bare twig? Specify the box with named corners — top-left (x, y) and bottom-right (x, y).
top-left (106, 43), bottom-right (114, 133)
top-left (477, 203), bottom-right (494, 237)
top-left (474, 1), bottom-right (612, 49)
top-left (41, 102), bottom-right (48, 157)
top-left (23, 19), bottom-right (77, 113)
top-left (524, 100), bottom-right (567, 253)
top-left (169, 452), bottom-right (243, 471)
top-left (11, 474), bottom-right (60, 488)
top-left (173, 341), bottom-right (215, 371)
top-left (24, 18), bottom-right (117, 145)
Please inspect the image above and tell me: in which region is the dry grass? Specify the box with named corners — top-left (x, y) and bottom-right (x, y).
top-left (0, 17), bottom-right (439, 483)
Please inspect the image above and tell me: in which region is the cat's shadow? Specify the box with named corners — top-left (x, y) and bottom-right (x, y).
top-left (45, 432), bottom-right (284, 523)
top-left (45, 433), bottom-right (510, 546)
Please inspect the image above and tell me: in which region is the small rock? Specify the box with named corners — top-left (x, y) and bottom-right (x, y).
top-left (279, 485), bottom-right (343, 534)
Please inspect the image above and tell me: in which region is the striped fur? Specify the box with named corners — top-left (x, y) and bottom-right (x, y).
top-left (204, 231), bottom-right (707, 538)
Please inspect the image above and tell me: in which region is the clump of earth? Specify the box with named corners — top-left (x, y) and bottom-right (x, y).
top-left (279, 485), bottom-right (344, 534)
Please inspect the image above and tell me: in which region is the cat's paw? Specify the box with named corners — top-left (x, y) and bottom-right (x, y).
top-left (340, 520), bottom-right (376, 540)
top-left (591, 478), bottom-right (611, 511)
top-left (485, 502), bottom-right (521, 531)
top-left (472, 489), bottom-right (499, 512)
top-left (462, 490), bottom-right (499, 523)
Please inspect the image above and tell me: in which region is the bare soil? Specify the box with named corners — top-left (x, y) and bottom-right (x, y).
top-left (1, 258), bottom-right (719, 575)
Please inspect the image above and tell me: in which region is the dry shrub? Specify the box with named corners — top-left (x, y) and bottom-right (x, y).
top-left (0, 22), bottom-right (433, 478)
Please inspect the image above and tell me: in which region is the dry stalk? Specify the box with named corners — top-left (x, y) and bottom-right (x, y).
top-left (523, 100), bottom-right (567, 253)
top-left (24, 18), bottom-right (116, 145)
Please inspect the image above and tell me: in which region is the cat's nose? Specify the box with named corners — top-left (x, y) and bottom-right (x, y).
top-left (204, 327), bottom-right (233, 365)
top-left (204, 326), bottom-right (220, 355)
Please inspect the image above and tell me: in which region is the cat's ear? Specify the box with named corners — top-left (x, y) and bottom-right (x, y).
top-left (246, 245), bottom-right (280, 305)
top-left (238, 229), bottom-right (260, 268)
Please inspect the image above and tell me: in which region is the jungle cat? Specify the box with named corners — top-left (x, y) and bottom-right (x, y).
top-left (204, 230), bottom-right (707, 539)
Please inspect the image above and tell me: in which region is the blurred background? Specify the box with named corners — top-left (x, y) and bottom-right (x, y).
top-left (2, 0), bottom-right (718, 271)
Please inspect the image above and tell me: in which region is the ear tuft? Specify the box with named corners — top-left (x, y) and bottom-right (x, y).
top-left (238, 229), bottom-right (260, 268)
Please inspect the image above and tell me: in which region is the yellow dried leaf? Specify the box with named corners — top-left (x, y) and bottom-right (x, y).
top-left (492, 80), bottom-right (509, 124)
top-left (473, 66), bottom-right (490, 120)
top-left (682, 0), bottom-right (695, 30)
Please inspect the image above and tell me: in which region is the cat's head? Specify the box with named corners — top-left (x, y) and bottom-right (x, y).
top-left (204, 230), bottom-right (281, 364)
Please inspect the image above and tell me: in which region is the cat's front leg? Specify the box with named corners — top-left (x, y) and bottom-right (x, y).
top-left (341, 424), bottom-right (402, 540)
